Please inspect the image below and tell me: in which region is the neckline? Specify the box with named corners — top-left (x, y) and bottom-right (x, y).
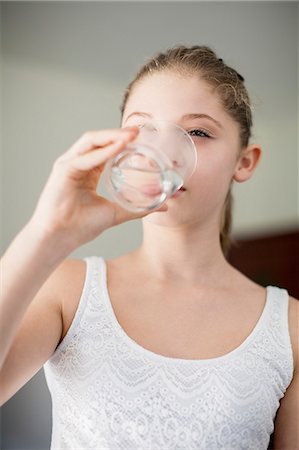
top-left (99, 257), bottom-right (272, 365)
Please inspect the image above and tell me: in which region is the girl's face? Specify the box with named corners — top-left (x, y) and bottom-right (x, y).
top-left (121, 72), bottom-right (245, 227)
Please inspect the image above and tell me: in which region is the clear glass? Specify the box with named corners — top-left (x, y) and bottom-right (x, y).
top-left (103, 119), bottom-right (198, 212)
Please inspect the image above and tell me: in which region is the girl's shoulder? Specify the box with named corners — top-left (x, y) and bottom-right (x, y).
top-left (55, 258), bottom-right (87, 345)
top-left (228, 268), bottom-right (298, 373)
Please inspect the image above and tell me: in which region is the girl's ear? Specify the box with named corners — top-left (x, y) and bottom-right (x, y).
top-left (233, 144), bottom-right (262, 183)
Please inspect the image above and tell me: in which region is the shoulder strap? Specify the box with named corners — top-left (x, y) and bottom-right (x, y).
top-left (266, 285), bottom-right (293, 364)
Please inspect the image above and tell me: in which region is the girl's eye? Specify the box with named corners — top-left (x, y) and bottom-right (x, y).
top-left (187, 129), bottom-right (211, 139)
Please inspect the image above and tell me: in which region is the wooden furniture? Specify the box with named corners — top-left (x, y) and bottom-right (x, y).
top-left (228, 229), bottom-right (299, 299)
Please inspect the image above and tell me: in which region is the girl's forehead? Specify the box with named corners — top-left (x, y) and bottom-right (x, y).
top-left (124, 72), bottom-right (224, 121)
top-left (131, 72), bottom-right (213, 99)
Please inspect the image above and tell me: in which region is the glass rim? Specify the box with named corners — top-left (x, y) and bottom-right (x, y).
top-left (126, 118), bottom-right (198, 180)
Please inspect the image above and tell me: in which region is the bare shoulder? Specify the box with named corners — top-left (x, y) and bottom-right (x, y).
top-left (50, 257), bottom-right (86, 290)
top-left (39, 257), bottom-right (86, 302)
top-left (34, 257), bottom-right (87, 343)
top-left (48, 258), bottom-right (87, 343)
top-left (0, 258), bottom-right (87, 404)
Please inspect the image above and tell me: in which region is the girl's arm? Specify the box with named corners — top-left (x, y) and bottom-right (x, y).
top-left (0, 221), bottom-right (70, 371)
top-left (0, 224), bottom-right (74, 405)
top-left (0, 126), bottom-right (157, 404)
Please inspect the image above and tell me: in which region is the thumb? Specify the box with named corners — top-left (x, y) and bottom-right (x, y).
top-left (113, 201), bottom-right (168, 225)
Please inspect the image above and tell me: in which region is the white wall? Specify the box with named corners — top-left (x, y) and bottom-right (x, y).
top-left (1, 2), bottom-right (298, 449)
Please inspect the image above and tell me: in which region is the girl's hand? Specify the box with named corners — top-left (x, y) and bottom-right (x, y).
top-left (29, 127), bottom-right (167, 253)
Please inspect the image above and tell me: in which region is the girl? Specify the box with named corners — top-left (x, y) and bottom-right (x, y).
top-left (1, 46), bottom-right (298, 450)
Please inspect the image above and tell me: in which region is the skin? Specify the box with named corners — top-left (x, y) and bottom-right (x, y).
top-left (1, 70), bottom-right (298, 448)
top-left (121, 72), bottom-right (262, 284)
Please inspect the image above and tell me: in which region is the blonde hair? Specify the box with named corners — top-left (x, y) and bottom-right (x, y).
top-left (120, 45), bottom-right (253, 255)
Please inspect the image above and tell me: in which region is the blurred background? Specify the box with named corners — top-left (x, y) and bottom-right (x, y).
top-left (1, 1), bottom-right (298, 448)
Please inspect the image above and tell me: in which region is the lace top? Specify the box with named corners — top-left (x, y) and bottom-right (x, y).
top-left (43, 256), bottom-right (294, 450)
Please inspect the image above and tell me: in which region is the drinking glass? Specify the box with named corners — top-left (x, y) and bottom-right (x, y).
top-left (103, 119), bottom-right (197, 212)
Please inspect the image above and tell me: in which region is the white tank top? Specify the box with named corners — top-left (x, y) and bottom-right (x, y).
top-left (44, 256), bottom-right (294, 450)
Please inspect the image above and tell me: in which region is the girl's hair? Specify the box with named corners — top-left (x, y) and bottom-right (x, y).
top-left (120, 45), bottom-right (253, 256)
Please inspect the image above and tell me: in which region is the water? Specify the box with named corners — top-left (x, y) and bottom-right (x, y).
top-left (110, 166), bottom-right (183, 211)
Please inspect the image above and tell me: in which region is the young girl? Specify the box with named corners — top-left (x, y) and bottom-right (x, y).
top-left (1, 46), bottom-right (298, 450)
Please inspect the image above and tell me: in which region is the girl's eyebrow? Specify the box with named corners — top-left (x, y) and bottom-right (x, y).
top-left (124, 112), bottom-right (152, 122)
top-left (124, 112), bottom-right (223, 129)
top-left (181, 113), bottom-right (223, 129)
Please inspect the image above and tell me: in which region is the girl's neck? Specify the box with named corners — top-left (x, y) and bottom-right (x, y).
top-left (132, 221), bottom-right (233, 286)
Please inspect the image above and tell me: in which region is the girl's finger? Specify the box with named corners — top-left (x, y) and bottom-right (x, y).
top-left (68, 137), bottom-right (128, 173)
top-left (67, 126), bottom-right (139, 156)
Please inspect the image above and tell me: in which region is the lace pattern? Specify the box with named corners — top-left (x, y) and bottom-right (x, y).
top-left (44, 256), bottom-right (294, 450)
